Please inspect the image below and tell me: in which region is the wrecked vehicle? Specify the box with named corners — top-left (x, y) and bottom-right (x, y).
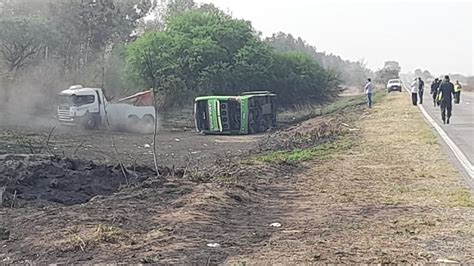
top-left (194, 91), bottom-right (277, 135)
top-left (58, 85), bottom-right (156, 132)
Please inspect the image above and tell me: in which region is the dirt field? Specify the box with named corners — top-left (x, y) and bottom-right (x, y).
top-left (1, 92), bottom-right (473, 263)
top-left (0, 122), bottom-right (264, 169)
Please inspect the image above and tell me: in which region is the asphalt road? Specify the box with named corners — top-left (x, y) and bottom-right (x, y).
top-left (420, 90), bottom-right (474, 165)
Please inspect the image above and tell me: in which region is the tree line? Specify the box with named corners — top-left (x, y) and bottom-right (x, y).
top-left (0, 0), bottom-right (374, 111)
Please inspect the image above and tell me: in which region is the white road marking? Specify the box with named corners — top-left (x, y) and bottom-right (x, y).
top-left (402, 82), bottom-right (474, 179)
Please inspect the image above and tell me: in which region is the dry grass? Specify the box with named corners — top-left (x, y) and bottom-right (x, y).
top-left (355, 95), bottom-right (473, 208)
top-left (278, 93), bottom-right (372, 125)
top-left (228, 92), bottom-right (474, 264)
top-left (59, 224), bottom-right (130, 252)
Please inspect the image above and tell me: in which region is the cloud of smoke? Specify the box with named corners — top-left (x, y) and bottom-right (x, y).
top-left (0, 62), bottom-right (67, 130)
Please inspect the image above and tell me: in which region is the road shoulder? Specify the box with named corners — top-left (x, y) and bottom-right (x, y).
top-left (228, 92), bottom-right (474, 263)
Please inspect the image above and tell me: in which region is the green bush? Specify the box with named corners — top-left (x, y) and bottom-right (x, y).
top-left (126, 10), bottom-right (341, 109)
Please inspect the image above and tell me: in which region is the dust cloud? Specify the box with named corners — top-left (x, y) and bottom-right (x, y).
top-left (0, 63), bottom-right (160, 133)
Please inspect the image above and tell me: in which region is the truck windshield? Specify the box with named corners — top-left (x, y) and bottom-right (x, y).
top-left (59, 95), bottom-right (95, 107)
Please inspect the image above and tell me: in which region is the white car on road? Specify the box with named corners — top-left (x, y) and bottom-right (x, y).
top-left (387, 79), bottom-right (402, 92)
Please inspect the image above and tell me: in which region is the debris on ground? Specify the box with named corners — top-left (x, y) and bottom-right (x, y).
top-left (435, 258), bottom-right (460, 263)
top-left (270, 223), bottom-right (282, 228)
top-left (0, 227), bottom-right (10, 240)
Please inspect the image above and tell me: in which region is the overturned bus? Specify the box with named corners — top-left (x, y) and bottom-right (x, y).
top-left (194, 91), bottom-right (277, 135)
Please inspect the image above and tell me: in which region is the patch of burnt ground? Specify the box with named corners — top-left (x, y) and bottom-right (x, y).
top-left (0, 154), bottom-right (182, 207)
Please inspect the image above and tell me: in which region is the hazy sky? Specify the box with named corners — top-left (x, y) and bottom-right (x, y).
top-left (199, 0), bottom-right (473, 76)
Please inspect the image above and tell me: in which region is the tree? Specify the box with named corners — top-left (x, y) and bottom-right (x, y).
top-left (46, 0), bottom-right (155, 71)
top-left (376, 61), bottom-right (401, 84)
top-left (414, 68), bottom-right (423, 78)
top-left (467, 76), bottom-right (474, 86)
top-left (140, 0), bottom-right (221, 34)
top-left (0, 16), bottom-right (50, 102)
top-left (422, 70), bottom-right (433, 79)
top-left (384, 61), bottom-right (401, 72)
top-left (165, 0), bottom-right (196, 17)
top-left (271, 52), bottom-right (340, 105)
top-left (412, 68), bottom-right (434, 81)
top-left (0, 0), bottom-right (51, 16)
top-left (0, 0), bottom-right (157, 105)
top-left (127, 10), bottom-right (342, 109)
top-left (127, 10), bottom-right (266, 107)
top-left (197, 3), bottom-right (220, 13)
top-left (266, 32), bottom-right (319, 61)
top-left (0, 17), bottom-right (48, 73)
top-left (266, 32), bottom-right (372, 86)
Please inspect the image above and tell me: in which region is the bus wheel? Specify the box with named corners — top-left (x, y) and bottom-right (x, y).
top-left (259, 117), bottom-right (272, 132)
top-left (248, 112), bottom-right (257, 134)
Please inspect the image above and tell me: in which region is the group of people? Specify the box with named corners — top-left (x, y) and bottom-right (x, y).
top-left (430, 77), bottom-right (463, 105)
top-left (410, 77), bottom-right (425, 105)
top-left (363, 75), bottom-right (463, 125)
top-left (412, 75), bottom-right (462, 124)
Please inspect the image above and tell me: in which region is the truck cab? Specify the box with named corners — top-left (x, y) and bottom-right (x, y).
top-left (194, 91), bottom-right (277, 135)
top-left (58, 85), bottom-right (156, 132)
top-left (58, 85), bottom-right (106, 129)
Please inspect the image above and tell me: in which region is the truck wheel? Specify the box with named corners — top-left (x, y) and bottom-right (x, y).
top-left (83, 114), bottom-right (97, 130)
top-left (141, 115), bottom-right (155, 133)
top-left (127, 116), bottom-right (139, 131)
top-left (142, 115), bottom-right (154, 125)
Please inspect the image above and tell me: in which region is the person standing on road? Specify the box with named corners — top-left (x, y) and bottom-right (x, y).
top-left (418, 77), bottom-right (425, 104)
top-left (436, 78), bottom-right (443, 106)
top-left (437, 75), bottom-right (455, 124)
top-left (430, 78), bottom-right (439, 107)
top-left (364, 78), bottom-right (375, 108)
top-left (411, 78), bottom-right (419, 106)
top-left (454, 80), bottom-right (462, 104)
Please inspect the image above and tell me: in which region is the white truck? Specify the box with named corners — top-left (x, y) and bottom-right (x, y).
top-left (58, 85), bottom-right (156, 133)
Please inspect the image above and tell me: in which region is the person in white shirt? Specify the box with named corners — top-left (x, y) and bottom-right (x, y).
top-left (411, 78), bottom-right (419, 106)
top-left (364, 78), bottom-right (375, 108)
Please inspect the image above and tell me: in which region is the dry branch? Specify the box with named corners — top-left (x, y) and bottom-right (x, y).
top-left (40, 125), bottom-right (56, 155)
top-left (111, 137), bottom-right (128, 184)
top-left (152, 89), bottom-right (160, 177)
top-left (72, 140), bottom-right (86, 157)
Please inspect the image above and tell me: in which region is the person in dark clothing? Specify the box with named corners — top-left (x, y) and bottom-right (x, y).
top-left (411, 78), bottom-right (419, 105)
top-left (437, 75), bottom-right (455, 124)
top-left (418, 77), bottom-right (425, 104)
top-left (430, 78), bottom-right (439, 107)
top-left (436, 78), bottom-right (442, 106)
